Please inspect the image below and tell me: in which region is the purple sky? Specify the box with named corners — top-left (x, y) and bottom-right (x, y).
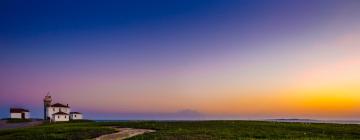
top-left (1, 0), bottom-right (360, 120)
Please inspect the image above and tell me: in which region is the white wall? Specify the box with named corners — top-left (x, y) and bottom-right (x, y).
top-left (47, 107), bottom-right (70, 119)
top-left (10, 112), bottom-right (30, 119)
top-left (24, 112), bottom-right (30, 119)
top-left (52, 115), bottom-right (69, 122)
top-left (10, 113), bottom-right (21, 119)
top-left (70, 114), bottom-right (83, 120)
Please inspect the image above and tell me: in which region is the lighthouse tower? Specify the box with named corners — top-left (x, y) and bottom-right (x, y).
top-left (43, 93), bottom-right (52, 120)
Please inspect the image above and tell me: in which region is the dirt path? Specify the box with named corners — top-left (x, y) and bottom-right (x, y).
top-left (0, 120), bottom-right (43, 130)
top-left (95, 128), bottom-right (155, 140)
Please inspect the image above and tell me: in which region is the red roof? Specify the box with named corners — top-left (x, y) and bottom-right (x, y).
top-left (51, 103), bottom-right (69, 108)
top-left (70, 112), bottom-right (82, 114)
top-left (53, 111), bottom-right (68, 115)
top-left (10, 108), bottom-right (29, 113)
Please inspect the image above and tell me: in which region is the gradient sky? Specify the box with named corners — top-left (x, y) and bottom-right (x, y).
top-left (1, 0), bottom-right (360, 120)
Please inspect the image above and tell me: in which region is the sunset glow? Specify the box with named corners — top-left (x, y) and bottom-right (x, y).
top-left (1, 0), bottom-right (360, 120)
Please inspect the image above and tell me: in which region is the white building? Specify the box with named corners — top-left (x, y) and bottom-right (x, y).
top-left (70, 112), bottom-right (83, 120)
top-left (43, 94), bottom-right (83, 122)
top-left (10, 108), bottom-right (30, 119)
top-left (46, 103), bottom-right (71, 119)
top-left (47, 103), bottom-right (71, 122)
top-left (52, 111), bottom-right (69, 122)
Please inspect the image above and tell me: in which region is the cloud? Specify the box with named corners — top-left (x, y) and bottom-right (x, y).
top-left (170, 109), bottom-right (204, 118)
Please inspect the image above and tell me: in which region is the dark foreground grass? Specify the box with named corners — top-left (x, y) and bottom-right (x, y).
top-left (0, 120), bottom-right (360, 140)
top-left (100, 121), bottom-right (360, 140)
top-left (0, 122), bottom-right (115, 140)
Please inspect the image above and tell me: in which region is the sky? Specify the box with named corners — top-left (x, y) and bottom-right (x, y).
top-left (1, 0), bottom-right (360, 120)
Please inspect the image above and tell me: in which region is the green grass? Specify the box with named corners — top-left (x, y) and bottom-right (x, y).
top-left (0, 120), bottom-right (360, 140)
top-left (100, 121), bottom-right (360, 140)
top-left (0, 122), bottom-right (115, 140)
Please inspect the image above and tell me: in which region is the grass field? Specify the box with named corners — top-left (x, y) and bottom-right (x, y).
top-left (0, 120), bottom-right (360, 140)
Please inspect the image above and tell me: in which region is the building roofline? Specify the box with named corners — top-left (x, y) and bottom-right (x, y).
top-left (70, 112), bottom-right (82, 114)
top-left (51, 103), bottom-right (70, 108)
top-left (10, 108), bottom-right (29, 113)
top-left (52, 111), bottom-right (69, 115)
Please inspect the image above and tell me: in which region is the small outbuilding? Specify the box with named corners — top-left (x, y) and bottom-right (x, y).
top-left (10, 108), bottom-right (30, 119)
top-left (51, 111), bottom-right (69, 122)
top-left (70, 112), bottom-right (83, 120)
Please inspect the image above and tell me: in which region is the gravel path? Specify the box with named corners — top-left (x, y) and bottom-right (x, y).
top-left (95, 128), bottom-right (155, 140)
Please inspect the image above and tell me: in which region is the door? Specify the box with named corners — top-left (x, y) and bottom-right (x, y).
top-left (21, 113), bottom-right (25, 119)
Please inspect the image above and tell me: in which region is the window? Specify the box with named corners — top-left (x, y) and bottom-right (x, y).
top-left (75, 115), bottom-right (77, 117)
top-left (53, 108), bottom-right (55, 111)
top-left (65, 116), bottom-right (66, 118)
top-left (57, 116), bottom-right (59, 119)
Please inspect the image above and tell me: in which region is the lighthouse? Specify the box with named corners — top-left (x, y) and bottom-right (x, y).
top-left (43, 93), bottom-right (52, 120)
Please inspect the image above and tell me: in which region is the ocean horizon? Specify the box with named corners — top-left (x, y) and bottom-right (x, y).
top-left (94, 119), bottom-right (360, 125)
